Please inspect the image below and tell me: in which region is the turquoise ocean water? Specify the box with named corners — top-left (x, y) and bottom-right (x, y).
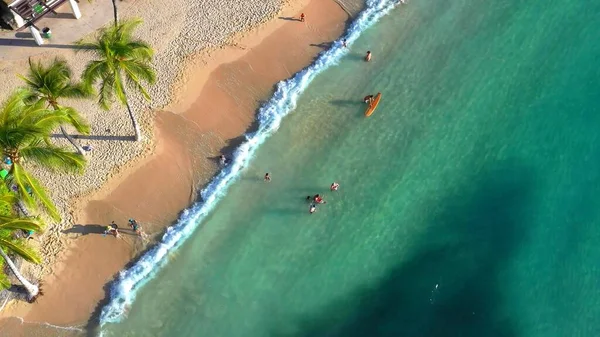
top-left (101, 0), bottom-right (600, 335)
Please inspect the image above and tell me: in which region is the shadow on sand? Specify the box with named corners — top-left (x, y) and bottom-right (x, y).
top-left (279, 16), bottom-right (302, 22)
top-left (268, 160), bottom-right (534, 337)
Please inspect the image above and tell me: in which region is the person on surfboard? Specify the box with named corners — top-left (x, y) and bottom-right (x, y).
top-left (364, 95), bottom-right (375, 104)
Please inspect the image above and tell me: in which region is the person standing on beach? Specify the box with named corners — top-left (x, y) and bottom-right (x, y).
top-left (264, 173), bottom-right (271, 182)
top-left (300, 13), bottom-right (305, 22)
top-left (365, 51), bottom-right (372, 62)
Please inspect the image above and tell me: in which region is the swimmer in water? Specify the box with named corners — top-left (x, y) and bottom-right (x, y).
top-left (365, 51), bottom-right (372, 62)
top-left (309, 203), bottom-right (316, 214)
top-left (313, 194), bottom-right (326, 204)
top-left (219, 155), bottom-right (226, 166)
top-left (330, 182), bottom-right (340, 191)
top-left (342, 39), bottom-right (347, 48)
top-left (264, 173), bottom-right (271, 182)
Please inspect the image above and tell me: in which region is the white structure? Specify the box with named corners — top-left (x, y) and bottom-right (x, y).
top-left (8, 0), bottom-right (82, 46)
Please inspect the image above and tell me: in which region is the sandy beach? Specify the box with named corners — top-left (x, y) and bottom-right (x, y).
top-left (0, 0), bottom-right (357, 333)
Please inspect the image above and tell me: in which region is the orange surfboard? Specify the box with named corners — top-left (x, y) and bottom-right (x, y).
top-left (364, 92), bottom-right (382, 117)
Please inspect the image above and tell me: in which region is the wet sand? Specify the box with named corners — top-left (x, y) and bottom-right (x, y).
top-left (0, 0), bottom-right (352, 332)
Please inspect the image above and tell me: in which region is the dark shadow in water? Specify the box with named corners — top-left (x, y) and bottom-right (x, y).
top-left (330, 99), bottom-right (360, 107)
top-left (271, 160), bottom-right (534, 337)
top-left (346, 53), bottom-right (368, 62)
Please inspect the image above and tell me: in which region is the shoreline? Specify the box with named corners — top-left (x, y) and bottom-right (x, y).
top-left (0, 0), bottom-right (356, 333)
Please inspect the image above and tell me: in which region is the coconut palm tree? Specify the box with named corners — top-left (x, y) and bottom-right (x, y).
top-left (111, 0), bottom-right (118, 26)
top-left (78, 18), bottom-right (156, 142)
top-left (0, 89), bottom-right (86, 221)
top-left (19, 57), bottom-right (92, 156)
top-left (0, 186), bottom-right (44, 301)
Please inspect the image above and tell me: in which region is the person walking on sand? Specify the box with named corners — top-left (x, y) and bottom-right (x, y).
top-left (331, 182), bottom-right (340, 191)
top-left (300, 13), bottom-right (305, 22)
top-left (264, 173), bottom-right (271, 182)
top-left (129, 219), bottom-right (141, 235)
top-left (365, 51), bottom-right (372, 62)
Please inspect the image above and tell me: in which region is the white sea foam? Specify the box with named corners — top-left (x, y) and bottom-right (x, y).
top-left (99, 0), bottom-right (398, 328)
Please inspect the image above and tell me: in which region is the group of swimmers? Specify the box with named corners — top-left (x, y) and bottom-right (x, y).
top-left (307, 182), bottom-right (340, 214)
top-left (265, 172), bottom-right (339, 214)
top-left (339, 38), bottom-right (372, 62)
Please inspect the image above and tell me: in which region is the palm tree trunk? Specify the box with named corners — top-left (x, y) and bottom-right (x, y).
top-left (0, 249), bottom-right (39, 301)
top-left (16, 201), bottom-right (31, 217)
top-left (111, 0), bottom-right (118, 25)
top-left (60, 125), bottom-right (87, 156)
top-left (123, 88), bottom-right (142, 142)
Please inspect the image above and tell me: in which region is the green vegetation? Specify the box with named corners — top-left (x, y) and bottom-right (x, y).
top-left (0, 89), bottom-right (86, 221)
top-left (79, 18), bottom-right (156, 141)
top-left (0, 17), bottom-right (155, 301)
top-left (19, 57), bottom-right (93, 155)
top-left (0, 184), bottom-right (44, 300)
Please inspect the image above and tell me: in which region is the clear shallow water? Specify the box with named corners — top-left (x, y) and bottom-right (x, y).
top-left (101, 0), bottom-right (600, 336)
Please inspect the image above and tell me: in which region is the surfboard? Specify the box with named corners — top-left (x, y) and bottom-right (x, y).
top-left (364, 92), bottom-right (382, 117)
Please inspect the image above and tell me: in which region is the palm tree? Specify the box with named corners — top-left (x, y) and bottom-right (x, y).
top-left (111, 0), bottom-right (118, 26)
top-left (0, 186), bottom-right (44, 301)
top-left (0, 89), bottom-right (86, 221)
top-left (78, 18), bottom-right (156, 142)
top-left (19, 57), bottom-right (93, 156)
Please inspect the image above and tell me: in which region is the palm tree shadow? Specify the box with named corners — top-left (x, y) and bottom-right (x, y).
top-left (51, 134), bottom-right (135, 142)
top-left (271, 160), bottom-right (534, 337)
top-left (279, 16), bottom-right (302, 22)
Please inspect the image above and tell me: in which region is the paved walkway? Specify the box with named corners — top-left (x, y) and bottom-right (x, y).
top-left (0, 0), bottom-right (137, 61)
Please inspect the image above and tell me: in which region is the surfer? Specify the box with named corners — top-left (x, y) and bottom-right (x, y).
top-left (264, 173), bottom-right (271, 182)
top-left (309, 203), bottom-right (317, 214)
top-left (330, 182), bottom-right (340, 191)
top-left (364, 95), bottom-right (374, 104)
top-left (365, 51), bottom-right (372, 62)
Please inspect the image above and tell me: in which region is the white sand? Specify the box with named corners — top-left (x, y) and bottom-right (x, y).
top-left (0, 0), bottom-right (293, 280)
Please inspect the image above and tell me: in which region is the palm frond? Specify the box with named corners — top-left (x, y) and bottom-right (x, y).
top-left (81, 60), bottom-right (108, 89)
top-left (10, 163), bottom-right (60, 221)
top-left (0, 219), bottom-right (43, 233)
top-left (0, 193), bottom-right (18, 209)
top-left (9, 163), bottom-right (36, 211)
top-left (57, 106), bottom-right (91, 134)
top-left (0, 264), bottom-right (10, 290)
top-left (20, 144), bottom-right (85, 174)
top-left (60, 82), bottom-right (94, 100)
top-left (98, 74), bottom-right (116, 110)
top-left (23, 108), bottom-right (71, 134)
top-left (0, 236), bottom-right (40, 264)
top-left (0, 89), bottom-right (33, 125)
